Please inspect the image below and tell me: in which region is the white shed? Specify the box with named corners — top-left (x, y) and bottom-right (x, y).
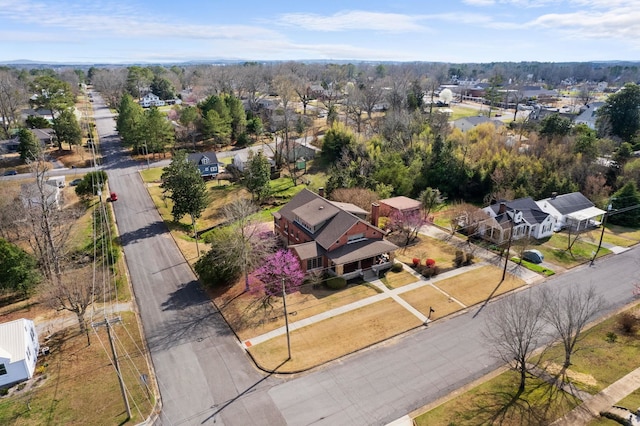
top-left (0, 318), bottom-right (40, 387)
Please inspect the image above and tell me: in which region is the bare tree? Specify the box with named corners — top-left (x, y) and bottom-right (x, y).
top-left (41, 265), bottom-right (97, 345)
top-left (542, 285), bottom-right (606, 373)
top-left (19, 159), bottom-right (80, 284)
top-left (0, 69), bottom-right (28, 139)
top-left (92, 68), bottom-right (127, 109)
top-left (330, 187), bottom-right (379, 212)
top-left (484, 289), bottom-right (547, 398)
top-left (223, 199), bottom-right (276, 292)
top-left (272, 72), bottom-right (300, 185)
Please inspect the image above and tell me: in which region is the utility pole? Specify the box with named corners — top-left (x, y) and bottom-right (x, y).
top-left (282, 278), bottom-right (291, 360)
top-left (192, 215), bottom-right (200, 257)
top-left (502, 211), bottom-right (521, 283)
top-left (591, 203), bottom-right (611, 266)
top-left (93, 316), bottom-right (131, 420)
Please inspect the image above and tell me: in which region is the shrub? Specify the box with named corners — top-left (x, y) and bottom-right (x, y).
top-left (0, 388), bottom-right (8, 396)
top-left (326, 276), bottom-right (347, 290)
top-left (412, 258), bottom-right (420, 267)
top-left (464, 252), bottom-right (474, 266)
top-left (454, 250), bottom-right (466, 268)
top-left (605, 331), bottom-right (618, 343)
top-left (617, 313), bottom-right (638, 335)
top-left (391, 262), bottom-right (403, 273)
top-left (378, 216), bottom-right (390, 230)
top-left (422, 267), bottom-right (435, 278)
top-left (425, 258), bottom-right (436, 267)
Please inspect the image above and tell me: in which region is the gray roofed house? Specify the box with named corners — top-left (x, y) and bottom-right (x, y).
top-left (451, 116), bottom-right (505, 133)
top-left (479, 197), bottom-right (556, 244)
top-left (536, 192), bottom-right (605, 232)
top-left (273, 188), bottom-right (398, 279)
top-left (187, 151), bottom-right (221, 177)
top-left (574, 102), bottom-right (605, 130)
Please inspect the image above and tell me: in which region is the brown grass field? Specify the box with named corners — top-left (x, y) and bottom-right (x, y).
top-left (247, 298), bottom-right (424, 372)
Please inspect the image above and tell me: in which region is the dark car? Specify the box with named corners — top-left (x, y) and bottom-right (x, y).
top-left (70, 178), bottom-right (82, 186)
top-left (3, 170), bottom-right (17, 176)
top-left (109, 192), bottom-right (118, 202)
top-left (522, 249), bottom-right (544, 264)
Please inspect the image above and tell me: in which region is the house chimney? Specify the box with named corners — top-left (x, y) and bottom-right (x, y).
top-left (551, 192), bottom-right (557, 199)
top-left (371, 203), bottom-right (380, 227)
top-left (318, 187), bottom-right (325, 197)
top-left (498, 202), bottom-right (507, 215)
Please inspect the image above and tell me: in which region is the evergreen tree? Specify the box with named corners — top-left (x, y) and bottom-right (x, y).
top-left (609, 181), bottom-right (640, 227)
top-left (597, 82), bottom-right (640, 141)
top-left (17, 128), bottom-right (41, 161)
top-left (161, 150), bottom-right (208, 223)
top-left (244, 150), bottom-right (271, 202)
top-left (142, 107), bottom-right (174, 154)
top-left (0, 238), bottom-right (41, 296)
top-left (116, 93), bottom-right (144, 149)
top-left (53, 109), bottom-right (82, 148)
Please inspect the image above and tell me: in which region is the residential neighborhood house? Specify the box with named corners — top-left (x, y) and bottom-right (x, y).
top-left (0, 319), bottom-right (40, 387)
top-left (451, 116), bottom-right (505, 133)
top-left (378, 196), bottom-right (422, 218)
top-left (536, 192), bottom-right (606, 232)
top-left (140, 93), bottom-right (165, 108)
top-left (273, 189), bottom-right (398, 279)
top-left (187, 151), bottom-right (221, 178)
top-left (20, 182), bottom-right (61, 210)
top-left (232, 149), bottom-right (276, 173)
top-left (574, 102), bottom-right (605, 130)
top-left (479, 198), bottom-right (556, 245)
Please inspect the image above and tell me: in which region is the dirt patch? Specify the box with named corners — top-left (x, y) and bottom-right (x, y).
top-left (543, 362), bottom-right (598, 387)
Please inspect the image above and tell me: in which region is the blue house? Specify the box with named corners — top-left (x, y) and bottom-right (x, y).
top-left (187, 151), bottom-right (220, 178)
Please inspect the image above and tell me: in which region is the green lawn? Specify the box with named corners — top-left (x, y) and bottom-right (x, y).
top-left (530, 233), bottom-right (610, 268)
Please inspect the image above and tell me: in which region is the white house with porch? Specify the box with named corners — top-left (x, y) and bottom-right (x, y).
top-left (480, 198), bottom-right (556, 244)
top-left (536, 192), bottom-right (605, 232)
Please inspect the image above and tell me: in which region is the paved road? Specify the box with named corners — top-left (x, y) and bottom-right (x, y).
top-left (90, 92), bottom-right (285, 426)
top-left (267, 247), bottom-right (639, 426)
top-left (90, 89), bottom-right (640, 426)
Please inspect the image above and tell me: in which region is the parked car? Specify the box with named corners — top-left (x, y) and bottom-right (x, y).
top-left (109, 192), bottom-right (118, 202)
top-left (70, 178), bottom-right (82, 186)
top-left (522, 249), bottom-right (544, 264)
top-left (3, 170), bottom-right (17, 176)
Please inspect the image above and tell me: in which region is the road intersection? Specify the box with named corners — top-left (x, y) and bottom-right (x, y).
top-left (90, 91), bottom-right (640, 426)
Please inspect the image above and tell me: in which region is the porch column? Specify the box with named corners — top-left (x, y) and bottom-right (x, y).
top-left (388, 252), bottom-right (395, 261)
top-left (335, 264), bottom-right (344, 276)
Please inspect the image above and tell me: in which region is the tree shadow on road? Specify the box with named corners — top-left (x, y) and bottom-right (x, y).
top-left (119, 220), bottom-right (166, 246)
top-left (147, 281), bottom-right (233, 351)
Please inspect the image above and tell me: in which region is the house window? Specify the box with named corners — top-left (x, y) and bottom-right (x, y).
top-left (347, 233), bottom-right (366, 244)
top-left (201, 156), bottom-right (210, 164)
top-left (0, 364), bottom-right (6, 375)
top-left (30, 328), bottom-right (35, 342)
top-left (307, 256), bottom-right (322, 270)
top-left (26, 347), bottom-right (31, 360)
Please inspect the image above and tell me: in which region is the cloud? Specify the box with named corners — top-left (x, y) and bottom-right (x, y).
top-left (0, 0), bottom-right (283, 42)
top-left (276, 10), bottom-right (429, 33)
top-left (524, 5), bottom-right (640, 43)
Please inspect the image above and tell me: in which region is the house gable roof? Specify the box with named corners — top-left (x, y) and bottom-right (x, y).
top-left (488, 197), bottom-right (551, 226)
top-left (0, 319), bottom-right (31, 364)
top-left (379, 196), bottom-right (421, 212)
top-left (543, 192), bottom-right (595, 215)
top-left (277, 188), bottom-right (385, 251)
top-left (187, 151), bottom-right (219, 166)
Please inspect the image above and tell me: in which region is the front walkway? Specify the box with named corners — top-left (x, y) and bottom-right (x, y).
top-left (551, 366), bottom-right (640, 425)
top-left (241, 257), bottom-right (536, 349)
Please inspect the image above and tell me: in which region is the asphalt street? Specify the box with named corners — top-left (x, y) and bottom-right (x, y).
top-left (90, 91), bottom-right (640, 426)
top-left (91, 93), bottom-right (286, 426)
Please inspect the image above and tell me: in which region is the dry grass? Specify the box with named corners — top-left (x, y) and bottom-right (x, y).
top-left (433, 265), bottom-right (526, 307)
top-left (213, 280), bottom-right (380, 341)
top-left (400, 284), bottom-right (466, 320)
top-left (394, 236), bottom-right (458, 271)
top-left (247, 298), bottom-right (423, 372)
top-left (380, 270), bottom-right (419, 289)
top-left (0, 312), bottom-right (154, 425)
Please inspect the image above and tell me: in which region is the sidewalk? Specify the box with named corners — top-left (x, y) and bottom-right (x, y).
top-left (551, 366), bottom-right (640, 425)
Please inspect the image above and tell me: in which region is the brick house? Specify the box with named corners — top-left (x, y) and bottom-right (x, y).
top-left (273, 189), bottom-right (398, 279)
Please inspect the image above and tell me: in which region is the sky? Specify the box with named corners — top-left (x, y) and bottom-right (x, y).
top-left (1, 0), bottom-right (639, 64)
